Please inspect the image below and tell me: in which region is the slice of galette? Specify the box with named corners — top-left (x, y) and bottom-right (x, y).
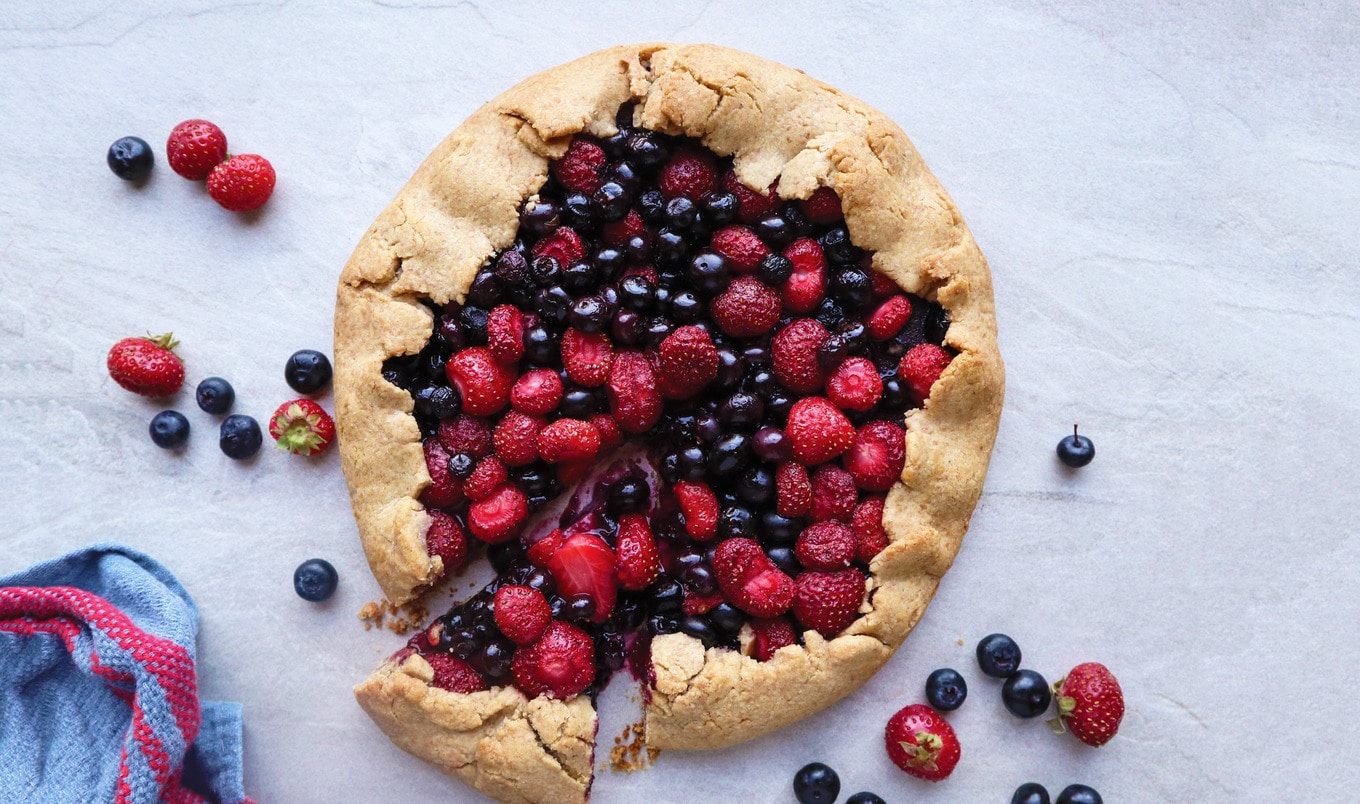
top-left (336, 43), bottom-right (1003, 804)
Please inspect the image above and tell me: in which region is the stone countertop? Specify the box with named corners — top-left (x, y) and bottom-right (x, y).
top-left (1, 2), bottom-right (1356, 801)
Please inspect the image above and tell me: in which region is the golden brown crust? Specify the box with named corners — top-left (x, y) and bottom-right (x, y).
top-left (338, 42), bottom-right (1003, 799)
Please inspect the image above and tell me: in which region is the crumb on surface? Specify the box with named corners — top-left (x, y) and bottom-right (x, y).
top-left (957, 638), bottom-right (964, 646)
top-left (358, 598), bottom-right (429, 635)
top-left (607, 721), bottom-right (659, 773)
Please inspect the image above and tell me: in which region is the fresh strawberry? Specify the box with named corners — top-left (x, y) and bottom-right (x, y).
top-left (526, 528), bottom-right (564, 567)
top-left (792, 568), bottom-right (865, 637)
top-left (721, 172), bottom-right (779, 223)
top-left (749, 616), bottom-right (797, 661)
top-left (710, 225), bottom-right (770, 272)
top-left (537, 418), bottom-right (601, 464)
top-left (781, 238), bottom-right (827, 314)
top-left (511, 368), bottom-right (563, 416)
top-left (898, 343), bottom-right (952, 405)
top-left (657, 326), bottom-right (719, 398)
top-left (659, 147), bottom-right (717, 200)
top-left (795, 521), bottom-right (856, 571)
top-left (467, 484), bottom-right (528, 544)
top-left (809, 465), bottom-right (857, 523)
top-left (775, 462), bottom-right (812, 517)
top-left (463, 455), bottom-right (507, 502)
top-left (786, 396), bottom-right (856, 465)
top-left (844, 421), bottom-right (906, 493)
top-left (268, 398), bottom-right (335, 456)
top-left (492, 410), bottom-right (543, 466)
top-left (682, 587), bottom-right (725, 616)
top-left (511, 620), bottom-right (596, 699)
top-left (827, 357), bottom-right (883, 412)
top-left (561, 328), bottom-right (613, 387)
top-left (772, 318), bottom-right (829, 393)
top-left (871, 270), bottom-right (899, 298)
top-left (425, 652), bottom-right (488, 694)
top-left (850, 496), bottom-right (889, 564)
top-left (710, 276), bottom-right (782, 337)
top-left (551, 137), bottom-right (606, 194)
top-left (493, 584), bottom-right (552, 645)
top-left (532, 226), bottom-right (586, 265)
top-left (437, 414), bottom-right (493, 458)
top-left (446, 347), bottom-right (514, 416)
top-left (420, 440), bottom-right (463, 508)
top-left (206, 154), bottom-right (275, 212)
top-left (1050, 662), bottom-right (1124, 747)
top-left (885, 704), bottom-right (961, 782)
top-left (615, 514), bottom-right (661, 591)
top-left (546, 532), bottom-right (617, 623)
top-left (424, 509), bottom-right (468, 571)
top-left (589, 413), bottom-right (622, 452)
top-left (606, 351), bottom-right (662, 433)
top-left (867, 295), bottom-right (913, 340)
top-left (107, 333), bottom-right (185, 397)
top-left (673, 481), bottom-right (719, 540)
top-left (800, 186), bottom-right (843, 225)
top-left (165, 119), bottom-right (227, 180)
top-left (486, 304), bottom-right (525, 365)
top-left (713, 538), bottom-right (796, 618)
top-left (602, 209), bottom-right (646, 246)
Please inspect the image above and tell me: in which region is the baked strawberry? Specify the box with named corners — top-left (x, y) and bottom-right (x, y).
top-left (492, 410), bottom-right (543, 466)
top-left (795, 521), bottom-right (856, 571)
top-left (493, 584), bottom-right (552, 645)
top-left (781, 238), bottom-right (827, 314)
top-left (713, 538), bottom-right (796, 618)
top-left (165, 119), bottom-right (226, 180)
top-left (268, 398), bottom-right (335, 456)
top-left (546, 532), bottom-right (617, 622)
top-left (425, 652), bottom-right (488, 694)
top-left (424, 509), bottom-right (468, 570)
top-left (552, 137), bottom-right (606, 194)
top-left (446, 347), bottom-right (514, 416)
top-left (786, 397), bottom-right (855, 465)
top-left (792, 568), bottom-right (864, 636)
top-left (615, 514), bottom-right (660, 591)
top-left (867, 295), bottom-right (913, 340)
top-left (561, 328), bottom-right (613, 387)
top-left (710, 225), bottom-right (770, 272)
top-left (772, 318), bottom-right (829, 393)
top-left (749, 616), bottom-right (797, 661)
top-left (537, 418), bottom-right (601, 463)
top-left (844, 421), bottom-right (906, 493)
top-left (871, 270), bottom-right (898, 298)
top-left (721, 172), bottom-right (779, 223)
top-left (589, 413), bottom-right (622, 452)
top-left (682, 588), bottom-right (724, 616)
top-left (486, 304), bottom-right (525, 365)
top-left (827, 357), bottom-right (883, 412)
top-left (809, 464), bottom-right (857, 523)
top-left (511, 621), bottom-right (596, 700)
top-left (657, 326), bottom-right (719, 397)
top-left (850, 496), bottom-right (889, 564)
top-left (526, 528), bottom-right (564, 567)
top-left (463, 456), bottom-right (507, 502)
top-left (602, 209), bottom-right (645, 245)
top-left (775, 462), bottom-right (813, 517)
top-left (1050, 662), bottom-right (1124, 747)
top-left (800, 186), bottom-right (843, 224)
top-left (899, 343), bottom-right (952, 405)
top-left (710, 276), bottom-right (781, 337)
top-left (885, 703), bottom-right (960, 782)
top-left (659, 147), bottom-right (717, 200)
top-left (437, 414), bottom-right (493, 458)
top-left (606, 351), bottom-right (662, 433)
top-left (467, 484), bottom-right (528, 544)
top-left (107, 333), bottom-right (185, 397)
top-left (206, 154), bottom-right (275, 212)
top-left (532, 225), bottom-right (586, 265)
top-left (673, 481), bottom-right (719, 540)
top-left (420, 440), bottom-right (464, 508)
top-left (510, 368), bottom-right (563, 416)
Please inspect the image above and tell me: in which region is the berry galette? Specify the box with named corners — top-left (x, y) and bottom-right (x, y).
top-left (335, 44), bottom-right (1003, 804)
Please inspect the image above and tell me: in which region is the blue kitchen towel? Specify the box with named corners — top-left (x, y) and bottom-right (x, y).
top-left (0, 542), bottom-right (252, 804)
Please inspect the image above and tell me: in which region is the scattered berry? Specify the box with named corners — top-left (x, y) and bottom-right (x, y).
top-left (293, 558), bottom-right (338, 602)
top-left (561, 328), bottom-right (613, 387)
top-left (1002, 669), bottom-right (1053, 719)
top-left (750, 616), bottom-right (797, 661)
top-left (493, 585), bottom-right (552, 645)
top-left (1012, 783), bottom-right (1051, 804)
top-left (710, 276), bottom-right (781, 337)
top-left (269, 398), bottom-right (335, 456)
top-left (166, 119), bottom-right (227, 180)
top-left (827, 357), bottom-right (882, 411)
top-left (850, 497), bottom-right (889, 564)
top-left (207, 154), bottom-right (276, 212)
top-left (674, 481), bottom-right (720, 540)
top-left (511, 621), bottom-right (596, 699)
top-left (148, 411), bottom-right (190, 449)
top-left (925, 668), bottom-right (968, 711)
top-left (615, 514), bottom-right (661, 591)
top-left (424, 509), bottom-right (468, 570)
top-left (786, 396), bottom-right (855, 465)
top-left (795, 521), bottom-right (856, 571)
top-left (657, 326), bottom-right (719, 398)
top-left (195, 377), bottom-right (235, 414)
top-left (1050, 662), bottom-right (1124, 747)
top-left (845, 794), bottom-right (886, 804)
top-left (976, 633), bottom-right (1023, 678)
top-left (885, 703), bottom-right (960, 782)
top-left (467, 484), bottom-right (528, 544)
top-left (510, 369), bottom-right (563, 416)
top-left (219, 414), bottom-right (262, 459)
top-left (284, 349), bottom-right (333, 395)
top-left (792, 568), bottom-right (864, 636)
top-left (107, 136), bottom-right (153, 181)
top-left (107, 333), bottom-right (185, 397)
top-left (446, 347), bottom-right (514, 416)
top-left (1056, 785), bottom-right (1103, 804)
top-left (1057, 425), bottom-right (1095, 468)
top-left (426, 652), bottom-right (488, 693)
top-left (898, 343), bottom-right (951, 404)
top-left (772, 318), bottom-right (829, 393)
top-left (843, 421), bottom-right (906, 493)
top-left (792, 762), bottom-right (840, 804)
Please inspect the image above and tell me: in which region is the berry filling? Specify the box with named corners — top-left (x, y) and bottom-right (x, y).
top-left (380, 105), bottom-right (955, 699)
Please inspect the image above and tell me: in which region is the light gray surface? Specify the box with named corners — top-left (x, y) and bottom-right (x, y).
top-left (1, 1), bottom-right (1357, 801)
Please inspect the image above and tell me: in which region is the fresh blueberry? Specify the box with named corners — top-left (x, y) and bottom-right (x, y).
top-left (149, 411), bottom-right (190, 449)
top-left (793, 762), bottom-right (840, 804)
top-left (846, 794), bottom-right (886, 804)
top-left (284, 349), bottom-right (333, 395)
top-left (1057, 425), bottom-right (1095, 467)
top-left (1002, 669), bottom-right (1053, 718)
top-left (925, 667), bottom-right (968, 711)
top-left (293, 558), bottom-right (338, 602)
top-left (977, 633), bottom-right (1023, 678)
top-left (1055, 784), bottom-right (1103, 804)
top-left (107, 136), bottom-right (153, 181)
top-left (1012, 782), bottom-right (1052, 804)
top-left (219, 414), bottom-right (263, 459)
top-left (195, 377), bottom-right (235, 414)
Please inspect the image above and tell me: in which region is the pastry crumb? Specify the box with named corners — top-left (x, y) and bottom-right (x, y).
top-left (957, 638), bottom-right (964, 646)
top-left (607, 721), bottom-right (658, 773)
top-left (358, 598), bottom-right (429, 635)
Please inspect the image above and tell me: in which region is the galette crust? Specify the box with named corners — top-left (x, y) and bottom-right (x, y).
top-left (338, 43), bottom-right (1003, 800)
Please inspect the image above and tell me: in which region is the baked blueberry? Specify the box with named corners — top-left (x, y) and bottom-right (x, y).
top-left (925, 667), bottom-right (968, 711)
top-left (977, 632), bottom-right (1023, 678)
top-left (1057, 424), bottom-right (1095, 467)
top-left (294, 558), bottom-right (338, 602)
top-left (1055, 784), bottom-right (1102, 804)
top-left (149, 411), bottom-right (189, 449)
top-left (1012, 782), bottom-right (1052, 804)
top-left (107, 136), bottom-right (153, 181)
top-left (793, 762), bottom-right (840, 804)
top-left (219, 414), bottom-right (263, 459)
top-left (284, 349), bottom-right (333, 395)
top-left (1002, 669), bottom-right (1052, 718)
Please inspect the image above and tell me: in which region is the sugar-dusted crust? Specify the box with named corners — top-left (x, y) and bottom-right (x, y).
top-left (338, 43), bottom-right (1003, 799)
